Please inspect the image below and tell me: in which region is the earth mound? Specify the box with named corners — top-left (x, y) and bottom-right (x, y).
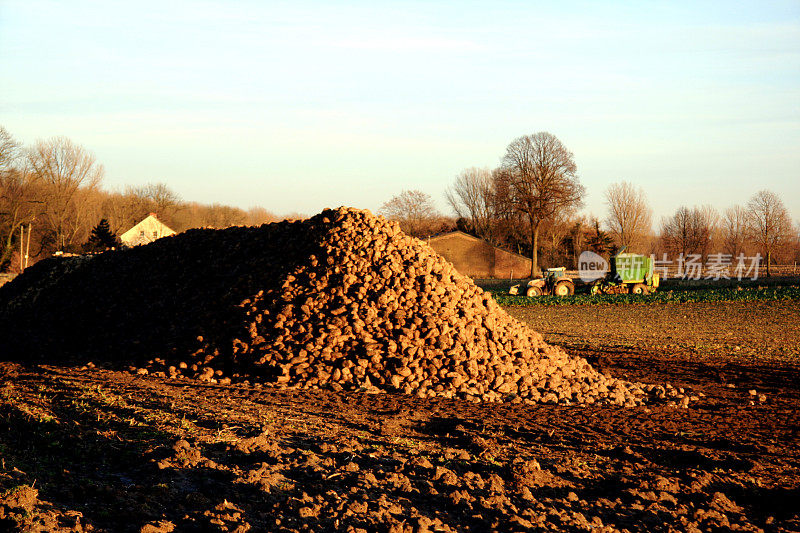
top-left (0, 207), bottom-right (658, 405)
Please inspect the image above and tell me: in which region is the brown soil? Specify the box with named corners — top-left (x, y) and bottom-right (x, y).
top-left (506, 300), bottom-right (800, 365)
top-left (507, 300), bottom-right (800, 392)
top-left (2, 301), bottom-right (799, 532)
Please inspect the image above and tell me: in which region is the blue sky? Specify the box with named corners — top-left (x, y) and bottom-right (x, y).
top-left (1, 0), bottom-right (799, 223)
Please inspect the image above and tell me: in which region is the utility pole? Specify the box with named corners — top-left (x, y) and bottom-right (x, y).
top-left (25, 223), bottom-right (32, 269)
top-left (16, 222), bottom-right (34, 271)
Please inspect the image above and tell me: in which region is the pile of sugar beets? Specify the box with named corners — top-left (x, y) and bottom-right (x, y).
top-left (0, 207), bottom-right (691, 406)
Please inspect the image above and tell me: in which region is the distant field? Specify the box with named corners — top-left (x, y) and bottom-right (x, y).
top-left (506, 299), bottom-right (800, 367)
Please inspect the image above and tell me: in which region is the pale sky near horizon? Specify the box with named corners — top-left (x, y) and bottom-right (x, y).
top-left (1, 0), bottom-right (799, 224)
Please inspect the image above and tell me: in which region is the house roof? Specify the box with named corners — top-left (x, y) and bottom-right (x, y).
top-left (427, 231), bottom-right (531, 262)
top-left (120, 214), bottom-right (176, 246)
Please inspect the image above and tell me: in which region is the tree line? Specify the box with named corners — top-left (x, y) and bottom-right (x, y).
top-left (4, 125), bottom-right (797, 277)
top-left (379, 132), bottom-right (800, 277)
top-left (0, 126), bottom-right (289, 272)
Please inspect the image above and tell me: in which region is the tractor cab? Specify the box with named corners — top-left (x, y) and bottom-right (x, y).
top-left (544, 267), bottom-right (567, 282)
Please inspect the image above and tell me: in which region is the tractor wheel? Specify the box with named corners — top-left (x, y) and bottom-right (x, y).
top-left (554, 282), bottom-right (574, 297)
top-left (630, 283), bottom-right (647, 295)
top-left (526, 286), bottom-right (542, 297)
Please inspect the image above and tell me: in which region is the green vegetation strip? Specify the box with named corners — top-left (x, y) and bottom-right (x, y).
top-left (491, 285), bottom-right (800, 306)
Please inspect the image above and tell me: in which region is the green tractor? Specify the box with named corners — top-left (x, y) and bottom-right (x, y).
top-left (590, 253), bottom-right (659, 295)
top-left (509, 267), bottom-right (575, 297)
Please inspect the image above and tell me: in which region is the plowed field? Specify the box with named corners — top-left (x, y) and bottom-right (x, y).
top-left (1, 300), bottom-right (798, 532)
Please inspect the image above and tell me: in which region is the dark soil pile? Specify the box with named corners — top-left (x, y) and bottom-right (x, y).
top-left (0, 207), bottom-right (662, 405)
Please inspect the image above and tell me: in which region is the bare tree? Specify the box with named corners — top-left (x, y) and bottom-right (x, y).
top-left (0, 128), bottom-right (39, 269)
top-left (482, 168), bottom-right (526, 248)
top-left (170, 202), bottom-right (203, 231)
top-left (124, 182), bottom-right (182, 227)
top-left (498, 132), bottom-right (585, 276)
top-left (26, 137), bottom-right (104, 250)
top-left (696, 204), bottom-right (720, 259)
top-left (380, 190), bottom-right (440, 238)
top-left (247, 206), bottom-right (278, 226)
top-left (540, 209), bottom-right (576, 267)
top-left (747, 190), bottom-right (793, 276)
top-left (794, 222), bottom-right (800, 264)
top-left (565, 216), bottom-right (588, 266)
top-left (281, 212), bottom-right (308, 222)
top-left (200, 203), bottom-right (247, 228)
top-left (102, 191), bottom-right (141, 235)
top-left (604, 181), bottom-right (652, 252)
top-left (67, 186), bottom-right (106, 246)
top-left (0, 126), bottom-right (20, 171)
top-left (721, 205), bottom-right (750, 257)
top-left (660, 206), bottom-right (693, 258)
top-left (660, 205), bottom-right (718, 262)
top-left (143, 183), bottom-right (181, 216)
top-left (445, 167), bottom-right (493, 238)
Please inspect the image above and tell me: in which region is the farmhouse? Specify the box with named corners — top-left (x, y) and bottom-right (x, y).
top-left (427, 231), bottom-right (532, 279)
top-left (120, 213), bottom-right (176, 247)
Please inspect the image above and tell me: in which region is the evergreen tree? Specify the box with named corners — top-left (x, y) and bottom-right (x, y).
top-left (84, 219), bottom-right (119, 252)
top-left (586, 219), bottom-right (614, 256)
top-left (455, 217), bottom-right (476, 236)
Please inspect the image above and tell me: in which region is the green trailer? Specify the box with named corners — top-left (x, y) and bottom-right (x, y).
top-left (590, 253), bottom-right (660, 295)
